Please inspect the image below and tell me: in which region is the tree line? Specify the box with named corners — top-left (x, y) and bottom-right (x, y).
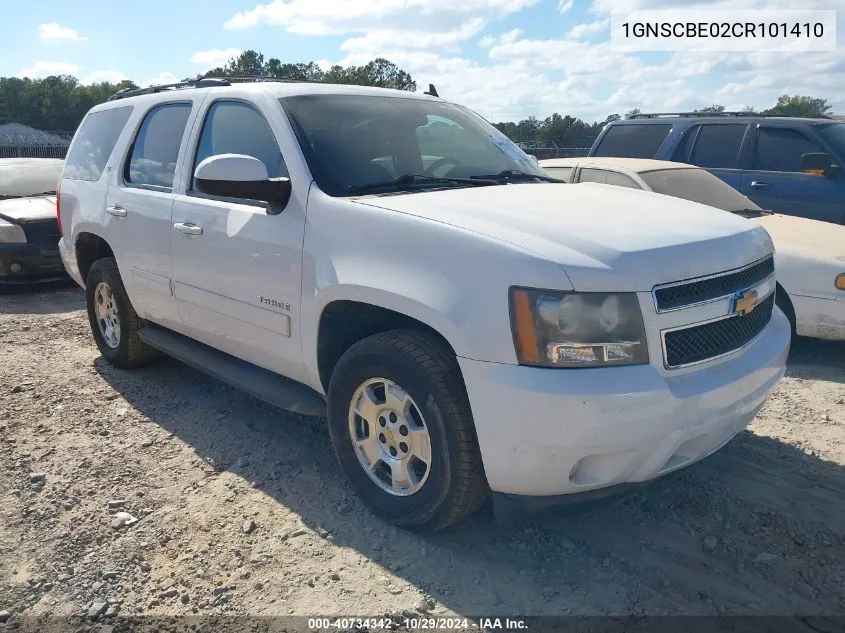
top-left (0, 46), bottom-right (835, 148)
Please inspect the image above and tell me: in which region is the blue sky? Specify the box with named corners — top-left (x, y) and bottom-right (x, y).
top-left (3, 0), bottom-right (843, 122)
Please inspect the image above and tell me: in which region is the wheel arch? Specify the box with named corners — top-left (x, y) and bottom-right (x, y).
top-left (312, 291), bottom-right (470, 393)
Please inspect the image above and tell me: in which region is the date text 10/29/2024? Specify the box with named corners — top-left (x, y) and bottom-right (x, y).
top-left (308, 617), bottom-right (529, 630)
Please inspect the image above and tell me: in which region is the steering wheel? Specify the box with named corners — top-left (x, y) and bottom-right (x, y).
top-left (424, 157), bottom-right (462, 177)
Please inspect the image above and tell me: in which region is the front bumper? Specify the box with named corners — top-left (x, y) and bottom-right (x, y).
top-left (0, 243), bottom-right (67, 285)
top-left (458, 308), bottom-right (791, 499)
top-left (793, 293), bottom-right (845, 341)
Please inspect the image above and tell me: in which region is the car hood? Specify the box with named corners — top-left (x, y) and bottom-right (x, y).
top-left (0, 195), bottom-right (57, 222)
top-left (754, 213), bottom-right (845, 260)
top-left (353, 182), bottom-right (773, 292)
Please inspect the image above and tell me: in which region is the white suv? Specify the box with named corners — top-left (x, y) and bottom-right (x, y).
top-left (57, 79), bottom-right (791, 530)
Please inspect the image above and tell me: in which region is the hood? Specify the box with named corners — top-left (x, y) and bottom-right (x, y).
top-left (0, 195), bottom-right (58, 222)
top-left (353, 182), bottom-right (773, 292)
top-left (754, 213), bottom-right (845, 260)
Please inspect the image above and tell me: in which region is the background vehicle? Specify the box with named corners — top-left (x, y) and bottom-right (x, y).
top-left (58, 79), bottom-right (788, 531)
top-left (588, 113), bottom-right (845, 225)
top-left (0, 158), bottom-right (66, 287)
top-left (542, 156), bottom-right (845, 341)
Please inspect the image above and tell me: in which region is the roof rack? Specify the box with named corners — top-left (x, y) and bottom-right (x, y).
top-left (106, 78), bottom-right (231, 101)
top-left (106, 74), bottom-right (321, 101)
top-left (627, 111), bottom-right (833, 119)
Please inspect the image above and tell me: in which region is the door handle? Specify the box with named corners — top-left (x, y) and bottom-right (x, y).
top-left (750, 181), bottom-right (770, 190)
top-left (106, 205), bottom-right (127, 218)
top-left (173, 222), bottom-right (203, 236)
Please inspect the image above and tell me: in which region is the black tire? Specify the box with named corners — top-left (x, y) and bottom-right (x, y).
top-left (85, 257), bottom-right (157, 369)
top-left (775, 287), bottom-right (797, 337)
top-left (327, 329), bottom-right (489, 531)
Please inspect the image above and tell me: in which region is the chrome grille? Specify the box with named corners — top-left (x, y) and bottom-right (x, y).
top-left (654, 256), bottom-right (775, 312)
top-left (663, 293), bottom-right (775, 368)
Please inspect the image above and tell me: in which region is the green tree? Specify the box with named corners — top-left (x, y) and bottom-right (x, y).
top-left (624, 108), bottom-right (642, 119)
top-left (694, 105), bottom-right (725, 113)
top-left (764, 94), bottom-right (832, 117)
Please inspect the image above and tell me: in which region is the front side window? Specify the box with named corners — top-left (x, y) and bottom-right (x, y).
top-left (752, 127), bottom-right (824, 172)
top-left (591, 124), bottom-right (672, 158)
top-left (689, 124), bottom-right (746, 169)
top-left (281, 94), bottom-right (547, 196)
top-left (125, 103), bottom-right (192, 189)
top-left (64, 106), bottom-right (133, 181)
top-left (193, 101), bottom-right (285, 189)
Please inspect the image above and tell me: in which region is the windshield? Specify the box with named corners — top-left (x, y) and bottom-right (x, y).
top-left (0, 158), bottom-right (63, 199)
top-left (281, 94), bottom-right (549, 196)
top-left (815, 123), bottom-right (845, 160)
top-left (640, 168), bottom-right (762, 213)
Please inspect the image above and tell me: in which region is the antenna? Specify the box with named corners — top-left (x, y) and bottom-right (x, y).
top-left (424, 83), bottom-right (439, 98)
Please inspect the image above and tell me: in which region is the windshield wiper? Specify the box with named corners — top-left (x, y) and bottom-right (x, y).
top-left (348, 174), bottom-right (499, 194)
top-left (470, 170), bottom-right (565, 183)
top-left (734, 208), bottom-right (773, 218)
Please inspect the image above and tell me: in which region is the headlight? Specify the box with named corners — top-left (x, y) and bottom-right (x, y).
top-left (510, 287), bottom-right (649, 368)
top-left (0, 219), bottom-right (27, 244)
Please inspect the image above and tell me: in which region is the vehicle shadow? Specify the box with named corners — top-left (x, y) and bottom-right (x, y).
top-left (0, 280), bottom-right (82, 315)
top-left (93, 355), bottom-right (845, 618)
top-left (787, 336), bottom-right (845, 381)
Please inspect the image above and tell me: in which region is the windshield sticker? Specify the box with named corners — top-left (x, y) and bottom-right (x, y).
top-left (490, 136), bottom-right (531, 163)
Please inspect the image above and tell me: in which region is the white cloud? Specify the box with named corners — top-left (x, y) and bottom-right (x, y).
top-left (141, 72), bottom-right (180, 88)
top-left (565, 19), bottom-right (609, 40)
top-left (38, 23), bottom-right (87, 41)
top-left (81, 70), bottom-right (128, 84)
top-left (558, 0), bottom-right (574, 12)
top-left (190, 48), bottom-right (243, 70)
top-left (16, 61), bottom-right (80, 78)
top-left (340, 19), bottom-right (486, 52)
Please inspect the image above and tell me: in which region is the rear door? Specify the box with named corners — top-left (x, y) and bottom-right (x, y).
top-left (739, 125), bottom-right (845, 224)
top-left (673, 123), bottom-right (748, 190)
top-left (104, 99), bottom-right (200, 329)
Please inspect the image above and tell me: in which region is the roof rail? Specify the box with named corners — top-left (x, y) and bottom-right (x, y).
top-left (626, 111), bottom-right (833, 120)
top-left (106, 78), bottom-right (230, 101)
top-left (203, 75), bottom-right (314, 84)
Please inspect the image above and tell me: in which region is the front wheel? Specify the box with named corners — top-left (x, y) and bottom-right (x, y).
top-left (327, 330), bottom-right (488, 531)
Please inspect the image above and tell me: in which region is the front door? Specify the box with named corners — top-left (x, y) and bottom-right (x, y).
top-left (740, 125), bottom-right (845, 224)
top-left (170, 98), bottom-right (306, 379)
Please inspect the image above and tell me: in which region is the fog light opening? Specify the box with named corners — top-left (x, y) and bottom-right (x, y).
top-left (9, 262), bottom-right (23, 274)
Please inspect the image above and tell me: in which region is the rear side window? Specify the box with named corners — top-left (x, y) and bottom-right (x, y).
top-left (193, 101), bottom-right (285, 188)
top-left (752, 127), bottom-right (824, 172)
top-left (689, 124), bottom-right (746, 169)
top-left (543, 166), bottom-right (572, 181)
top-left (64, 106), bottom-right (133, 181)
top-left (125, 103), bottom-right (192, 190)
top-left (671, 125), bottom-right (699, 163)
top-left (592, 125), bottom-right (671, 158)
top-left (578, 168), bottom-right (639, 189)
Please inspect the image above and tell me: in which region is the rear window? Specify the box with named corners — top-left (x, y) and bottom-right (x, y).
top-left (64, 106), bottom-right (133, 181)
top-left (591, 124), bottom-right (672, 158)
top-left (125, 103), bottom-right (192, 190)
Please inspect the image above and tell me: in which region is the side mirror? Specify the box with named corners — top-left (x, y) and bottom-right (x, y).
top-left (800, 152), bottom-right (833, 176)
top-left (528, 154), bottom-right (539, 163)
top-left (194, 154), bottom-right (292, 209)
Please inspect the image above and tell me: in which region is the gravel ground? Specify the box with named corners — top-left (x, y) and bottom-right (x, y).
top-left (1, 284), bottom-right (844, 630)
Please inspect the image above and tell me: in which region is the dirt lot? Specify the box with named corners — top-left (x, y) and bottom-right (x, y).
top-left (1, 284), bottom-right (844, 628)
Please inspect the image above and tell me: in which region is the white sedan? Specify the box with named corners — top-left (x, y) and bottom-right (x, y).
top-left (541, 156), bottom-right (845, 340)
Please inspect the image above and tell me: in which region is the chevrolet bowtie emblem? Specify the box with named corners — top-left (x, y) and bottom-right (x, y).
top-left (733, 289), bottom-right (759, 316)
